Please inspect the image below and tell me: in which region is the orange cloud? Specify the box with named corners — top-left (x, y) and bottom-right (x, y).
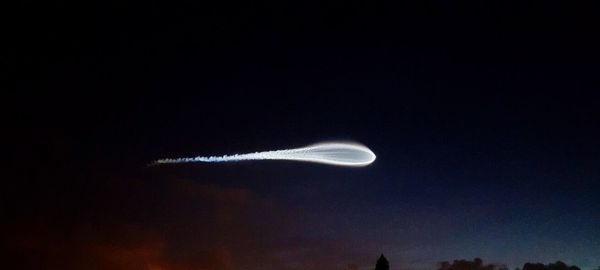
top-left (3, 178), bottom-right (369, 270)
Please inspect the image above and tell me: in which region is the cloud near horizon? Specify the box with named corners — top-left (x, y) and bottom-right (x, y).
top-left (2, 177), bottom-right (372, 270)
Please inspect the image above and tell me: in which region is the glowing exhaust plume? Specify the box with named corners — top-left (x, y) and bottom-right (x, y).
top-left (151, 142), bottom-right (376, 167)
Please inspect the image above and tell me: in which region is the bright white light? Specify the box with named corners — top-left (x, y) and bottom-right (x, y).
top-left (151, 142), bottom-right (376, 167)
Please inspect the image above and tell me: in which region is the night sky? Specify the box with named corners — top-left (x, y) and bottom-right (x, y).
top-left (5, 1), bottom-right (600, 270)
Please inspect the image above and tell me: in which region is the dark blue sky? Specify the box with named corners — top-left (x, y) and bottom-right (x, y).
top-left (5, 1), bottom-right (600, 270)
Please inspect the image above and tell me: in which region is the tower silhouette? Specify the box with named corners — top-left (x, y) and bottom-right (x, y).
top-left (376, 254), bottom-right (390, 270)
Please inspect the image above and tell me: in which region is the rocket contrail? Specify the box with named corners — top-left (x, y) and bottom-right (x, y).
top-left (151, 142), bottom-right (376, 167)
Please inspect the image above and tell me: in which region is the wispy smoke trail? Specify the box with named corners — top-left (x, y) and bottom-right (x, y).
top-left (151, 142), bottom-right (376, 167)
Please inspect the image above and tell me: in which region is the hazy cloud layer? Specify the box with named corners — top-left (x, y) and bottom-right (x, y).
top-left (3, 177), bottom-right (372, 270)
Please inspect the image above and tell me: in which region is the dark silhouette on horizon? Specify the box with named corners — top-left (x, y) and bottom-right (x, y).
top-left (437, 258), bottom-right (582, 270)
top-left (376, 254), bottom-right (390, 270)
top-left (439, 258), bottom-right (496, 270)
top-left (523, 261), bottom-right (580, 270)
top-left (368, 255), bottom-right (587, 270)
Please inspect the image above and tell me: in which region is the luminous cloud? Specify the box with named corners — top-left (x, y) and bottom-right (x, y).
top-left (151, 142), bottom-right (376, 167)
